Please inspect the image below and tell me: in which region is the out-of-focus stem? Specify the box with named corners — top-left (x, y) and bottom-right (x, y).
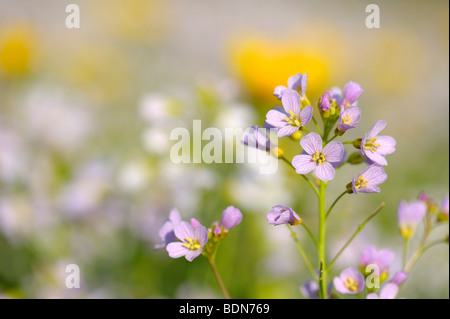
top-left (318, 181), bottom-right (327, 299)
top-left (287, 225), bottom-right (317, 281)
top-left (207, 256), bottom-right (231, 299)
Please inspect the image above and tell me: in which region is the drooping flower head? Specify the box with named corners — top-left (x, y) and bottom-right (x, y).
top-left (166, 221), bottom-right (208, 262)
top-left (351, 165), bottom-right (388, 194)
top-left (338, 106), bottom-right (361, 132)
top-left (265, 89), bottom-right (313, 138)
top-left (274, 73), bottom-right (308, 100)
top-left (390, 271), bottom-right (408, 286)
top-left (360, 245), bottom-right (395, 281)
top-left (333, 267), bottom-right (365, 295)
top-left (241, 125), bottom-right (272, 152)
top-left (154, 208), bottom-right (182, 249)
top-left (221, 205), bottom-right (243, 230)
top-left (292, 132), bottom-right (344, 182)
top-left (397, 200), bottom-right (427, 239)
top-left (300, 280), bottom-right (333, 299)
top-left (340, 81), bottom-right (363, 109)
top-left (361, 120), bottom-right (396, 166)
top-left (267, 205), bottom-right (302, 226)
top-left (366, 283), bottom-right (399, 299)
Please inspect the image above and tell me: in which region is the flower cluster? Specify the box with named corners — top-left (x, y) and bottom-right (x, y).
top-left (156, 206), bottom-right (243, 262)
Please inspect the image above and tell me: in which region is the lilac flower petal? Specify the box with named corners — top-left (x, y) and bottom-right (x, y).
top-left (278, 125), bottom-right (299, 137)
top-left (391, 271), bottom-right (408, 286)
top-left (292, 154), bottom-right (316, 174)
top-left (158, 220), bottom-right (176, 243)
top-left (169, 208), bottom-right (182, 224)
top-left (368, 120), bottom-right (387, 139)
top-left (398, 201), bottom-right (427, 225)
top-left (333, 277), bottom-right (348, 295)
top-left (300, 281), bottom-right (320, 299)
top-left (315, 162), bottom-right (335, 182)
top-left (274, 85), bottom-right (288, 99)
top-left (375, 136), bottom-right (396, 155)
top-left (322, 141), bottom-right (344, 163)
top-left (265, 108), bottom-right (288, 128)
top-left (190, 218), bottom-right (201, 228)
top-left (361, 246), bottom-right (377, 266)
top-left (357, 186), bottom-right (380, 193)
top-left (377, 249), bottom-right (395, 269)
top-left (281, 89), bottom-right (301, 115)
top-left (362, 165), bottom-right (388, 185)
top-left (365, 151), bottom-right (388, 166)
top-left (300, 132), bottom-right (323, 155)
top-left (343, 81), bottom-right (363, 105)
top-left (379, 283), bottom-right (399, 299)
top-left (174, 221), bottom-right (195, 242)
top-left (221, 206), bottom-right (243, 230)
top-left (194, 225), bottom-right (209, 246)
top-left (166, 242), bottom-right (188, 258)
top-left (288, 73), bottom-right (307, 96)
top-left (299, 105), bottom-right (313, 126)
top-left (338, 106), bottom-right (361, 131)
top-left (185, 249), bottom-right (203, 262)
top-left (366, 293), bottom-right (379, 299)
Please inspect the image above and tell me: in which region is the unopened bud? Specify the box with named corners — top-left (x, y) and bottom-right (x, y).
top-left (353, 138), bottom-right (362, 149)
top-left (290, 130), bottom-right (303, 141)
top-left (347, 152), bottom-right (365, 165)
top-left (271, 146), bottom-right (284, 159)
top-left (346, 182), bottom-right (354, 194)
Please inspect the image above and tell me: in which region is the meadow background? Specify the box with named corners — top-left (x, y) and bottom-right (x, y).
top-left (0, 0), bottom-right (448, 298)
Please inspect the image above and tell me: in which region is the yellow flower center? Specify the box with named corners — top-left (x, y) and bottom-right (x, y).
top-left (312, 151), bottom-right (326, 164)
top-left (283, 110), bottom-right (302, 127)
top-left (344, 277), bottom-right (359, 292)
top-left (364, 138), bottom-right (381, 152)
top-left (183, 237), bottom-right (202, 251)
top-left (341, 114), bottom-right (352, 125)
top-left (354, 175), bottom-right (369, 190)
top-left (399, 225), bottom-right (414, 239)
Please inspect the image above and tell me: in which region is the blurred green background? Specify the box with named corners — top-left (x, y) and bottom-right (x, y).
top-left (0, 0), bottom-right (448, 298)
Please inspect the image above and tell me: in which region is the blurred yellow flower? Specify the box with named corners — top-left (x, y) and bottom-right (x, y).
top-left (0, 25), bottom-right (36, 78)
top-left (228, 34), bottom-right (332, 102)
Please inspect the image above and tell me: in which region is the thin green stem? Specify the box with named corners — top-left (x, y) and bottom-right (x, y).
top-left (207, 256), bottom-right (231, 299)
top-left (326, 190), bottom-right (347, 219)
top-left (287, 225), bottom-right (317, 281)
top-left (327, 202), bottom-right (385, 273)
top-left (402, 238), bottom-right (409, 270)
top-left (302, 223), bottom-right (318, 248)
top-left (280, 156), bottom-right (319, 198)
top-left (342, 141), bottom-right (354, 145)
top-left (312, 116), bottom-right (322, 136)
top-left (326, 134), bottom-right (338, 143)
top-left (318, 181), bottom-right (327, 299)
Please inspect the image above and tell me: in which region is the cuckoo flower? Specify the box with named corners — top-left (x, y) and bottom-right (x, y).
top-left (397, 200), bottom-right (427, 239)
top-left (352, 165), bottom-right (388, 194)
top-left (267, 205), bottom-right (302, 226)
top-left (265, 90), bottom-right (313, 138)
top-left (319, 87), bottom-right (343, 112)
top-left (366, 283), bottom-right (399, 299)
top-left (221, 206), bottom-right (243, 230)
top-left (338, 106), bottom-right (361, 132)
top-left (361, 120), bottom-right (396, 166)
top-left (273, 73), bottom-right (308, 99)
top-left (340, 81), bottom-right (363, 109)
top-left (154, 208), bottom-right (182, 249)
top-left (333, 267), bottom-right (365, 295)
top-left (360, 246), bottom-right (395, 281)
top-left (241, 125), bottom-right (272, 152)
top-left (292, 132), bottom-right (344, 182)
top-left (166, 221), bottom-right (208, 262)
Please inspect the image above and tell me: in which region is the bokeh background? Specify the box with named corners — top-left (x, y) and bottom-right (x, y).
top-left (0, 0), bottom-right (448, 298)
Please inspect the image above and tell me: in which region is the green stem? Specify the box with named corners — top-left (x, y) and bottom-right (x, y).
top-left (326, 134), bottom-right (338, 143)
top-left (318, 181), bottom-right (327, 299)
top-left (287, 225), bottom-right (317, 281)
top-left (302, 223), bottom-right (319, 248)
top-left (207, 256), bottom-right (231, 299)
top-left (342, 141), bottom-right (354, 145)
top-left (402, 238), bottom-right (409, 270)
top-left (312, 116), bottom-right (322, 136)
top-left (327, 202), bottom-right (385, 273)
top-left (404, 225), bottom-right (431, 273)
top-left (280, 156), bottom-right (319, 198)
top-left (326, 190), bottom-right (347, 219)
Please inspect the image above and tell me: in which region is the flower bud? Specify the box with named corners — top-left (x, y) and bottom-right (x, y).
top-left (347, 152), bottom-right (365, 165)
top-left (221, 206), bottom-right (243, 230)
top-left (353, 138), bottom-right (362, 149)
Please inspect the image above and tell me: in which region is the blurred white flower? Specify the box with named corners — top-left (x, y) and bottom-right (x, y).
top-left (0, 129), bottom-right (25, 183)
top-left (23, 88), bottom-right (92, 152)
top-left (141, 126), bottom-right (171, 155)
top-left (117, 160), bottom-right (151, 192)
top-left (60, 161), bottom-right (110, 218)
